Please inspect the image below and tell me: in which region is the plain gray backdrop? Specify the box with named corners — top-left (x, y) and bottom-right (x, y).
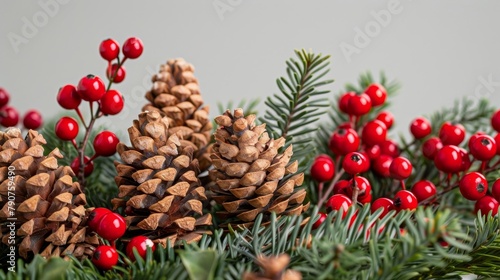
top-left (1, 0), bottom-right (500, 139)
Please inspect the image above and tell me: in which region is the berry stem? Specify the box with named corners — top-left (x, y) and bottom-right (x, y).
top-left (317, 169), bottom-right (345, 207)
top-left (317, 182), bottom-right (324, 202)
top-left (74, 108), bottom-right (85, 126)
top-left (351, 174), bottom-right (359, 205)
top-left (400, 180), bottom-right (406, 190)
top-left (480, 161), bottom-right (487, 173)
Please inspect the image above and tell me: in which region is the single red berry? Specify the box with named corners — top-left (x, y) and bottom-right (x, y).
top-left (23, 110), bottom-right (43, 130)
top-left (410, 117), bottom-right (432, 139)
top-left (106, 64), bottom-right (126, 83)
top-left (375, 111), bottom-right (394, 129)
top-left (361, 120), bottom-right (387, 147)
top-left (0, 106), bottom-right (19, 127)
top-left (364, 83), bottom-right (387, 107)
top-left (122, 37), bottom-right (144, 59)
top-left (92, 245), bottom-right (118, 270)
top-left (310, 155), bottom-right (335, 182)
top-left (422, 137), bottom-right (443, 160)
top-left (468, 132), bottom-right (485, 151)
top-left (99, 38), bottom-right (120, 61)
top-left (434, 145), bottom-right (462, 174)
top-left (372, 155), bottom-right (393, 177)
top-left (326, 194), bottom-right (352, 218)
top-left (97, 212), bottom-right (126, 241)
top-left (469, 134), bottom-right (497, 161)
top-left (312, 212), bottom-right (327, 229)
top-left (393, 190), bottom-right (418, 211)
top-left (439, 122), bottom-right (465, 146)
top-left (55, 116), bottom-right (79, 141)
top-left (491, 109), bottom-right (500, 132)
top-left (364, 144), bottom-right (381, 160)
top-left (338, 92), bottom-right (356, 115)
top-left (87, 207), bottom-right (112, 232)
top-left (0, 88), bottom-right (10, 107)
top-left (342, 152), bottom-right (369, 175)
top-left (345, 176), bottom-right (372, 200)
top-left (70, 156), bottom-right (94, 177)
top-left (411, 180), bottom-right (436, 203)
top-left (458, 147), bottom-right (471, 172)
top-left (333, 180), bottom-right (349, 195)
top-left (347, 93), bottom-right (372, 116)
top-left (126, 236), bottom-right (156, 261)
top-left (492, 179), bottom-right (500, 202)
top-left (329, 128), bottom-right (360, 156)
top-left (371, 197), bottom-right (394, 218)
top-left (93, 131), bottom-right (119, 157)
top-left (77, 74), bottom-right (106, 102)
top-left (100, 90), bottom-right (124, 115)
top-left (459, 172), bottom-right (488, 201)
top-left (475, 196), bottom-right (499, 216)
top-left (389, 156), bottom-right (412, 180)
top-left (57, 84), bottom-right (81, 110)
top-left (380, 139), bottom-right (400, 157)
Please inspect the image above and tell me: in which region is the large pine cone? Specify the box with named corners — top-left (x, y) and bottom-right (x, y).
top-left (0, 129), bottom-right (98, 260)
top-left (143, 58), bottom-right (212, 172)
top-left (207, 109), bottom-right (309, 226)
top-left (113, 111), bottom-right (212, 246)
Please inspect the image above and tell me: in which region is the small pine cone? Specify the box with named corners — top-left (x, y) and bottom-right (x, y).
top-left (113, 111), bottom-right (212, 246)
top-left (207, 108), bottom-right (309, 226)
top-left (243, 254), bottom-right (302, 280)
top-left (143, 58), bottom-right (213, 172)
top-left (0, 128), bottom-right (98, 260)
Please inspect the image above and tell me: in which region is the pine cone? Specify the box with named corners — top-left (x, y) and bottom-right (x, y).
top-left (0, 129), bottom-right (98, 260)
top-left (243, 254), bottom-right (302, 280)
top-left (207, 108), bottom-right (309, 226)
top-left (112, 111), bottom-right (212, 247)
top-left (143, 58), bottom-right (212, 172)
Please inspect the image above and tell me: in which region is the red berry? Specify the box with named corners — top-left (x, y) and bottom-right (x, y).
top-left (389, 156), bottom-right (412, 180)
top-left (333, 180), bottom-right (349, 195)
top-left (342, 152), bottom-right (369, 175)
top-left (55, 116), bottom-right (79, 140)
top-left (122, 37), bottom-right (143, 59)
top-left (393, 190), bottom-right (418, 211)
top-left (57, 84), bottom-right (81, 110)
top-left (492, 179), bottom-right (500, 202)
top-left (422, 137), bottom-right (443, 160)
top-left (106, 64), bottom-right (126, 83)
top-left (345, 176), bottom-right (372, 200)
top-left (100, 90), bottom-right (124, 115)
top-left (458, 147), bottom-right (471, 172)
top-left (411, 180), bottom-right (436, 203)
top-left (326, 194), bottom-right (352, 218)
top-left (380, 139), bottom-right (400, 157)
top-left (93, 131), bottom-right (119, 157)
top-left (468, 132), bottom-right (485, 151)
top-left (410, 117), bottom-right (432, 139)
top-left (310, 155), bottom-right (335, 182)
top-left (23, 110), bottom-right (43, 130)
top-left (329, 128), bottom-right (360, 156)
top-left (434, 145), bottom-right (462, 174)
top-left (126, 236), bottom-right (156, 261)
top-left (459, 172), bottom-right (488, 201)
top-left (70, 156), bottom-right (94, 177)
top-left (361, 120), bottom-right (387, 147)
top-left (0, 106), bottom-right (19, 127)
top-left (0, 88), bottom-right (10, 107)
top-left (491, 109), bottom-right (500, 132)
top-left (312, 212), bottom-right (327, 229)
top-left (87, 207), bottom-right (112, 232)
top-left (469, 134), bottom-right (497, 161)
top-left (338, 92), bottom-right (356, 115)
top-left (364, 144), bottom-right (381, 160)
top-left (92, 245), bottom-right (118, 270)
top-left (348, 93), bottom-right (372, 116)
top-left (371, 197), bottom-right (394, 218)
top-left (77, 74), bottom-right (106, 102)
top-left (474, 196), bottom-right (499, 216)
top-left (97, 212), bottom-right (126, 241)
top-left (372, 155), bottom-right (393, 177)
top-left (375, 111), bottom-right (394, 129)
top-left (99, 39), bottom-right (120, 61)
top-left (364, 83), bottom-right (387, 107)
top-left (439, 122), bottom-right (465, 146)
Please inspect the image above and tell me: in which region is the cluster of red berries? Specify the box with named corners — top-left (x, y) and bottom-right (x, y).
top-left (311, 83), bottom-right (500, 229)
top-left (88, 208), bottom-right (155, 270)
top-left (0, 88), bottom-right (43, 130)
top-left (56, 37), bottom-right (143, 178)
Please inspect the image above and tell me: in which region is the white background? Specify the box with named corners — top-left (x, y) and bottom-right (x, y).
top-left (1, 0), bottom-right (500, 139)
